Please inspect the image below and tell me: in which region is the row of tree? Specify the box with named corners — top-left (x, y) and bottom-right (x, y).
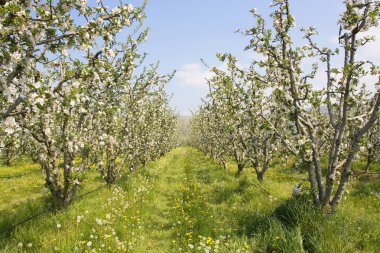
top-left (0, 0), bottom-right (178, 207)
top-left (190, 0), bottom-right (380, 210)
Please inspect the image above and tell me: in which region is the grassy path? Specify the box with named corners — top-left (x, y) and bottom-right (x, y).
top-left (135, 146), bottom-right (380, 253)
top-left (0, 146), bottom-right (379, 252)
top-left (136, 146), bottom-right (257, 252)
top-left (136, 147), bottom-right (188, 252)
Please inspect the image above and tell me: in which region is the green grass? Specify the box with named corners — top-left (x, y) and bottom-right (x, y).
top-left (0, 146), bottom-right (379, 252)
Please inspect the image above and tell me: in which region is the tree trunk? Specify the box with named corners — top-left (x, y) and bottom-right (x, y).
top-left (31, 153), bottom-right (39, 163)
top-left (256, 171), bottom-right (264, 181)
top-left (330, 137), bottom-right (360, 209)
top-left (130, 161), bottom-right (137, 172)
top-left (105, 158), bottom-right (117, 186)
top-left (5, 147), bottom-right (12, 166)
top-left (305, 131), bottom-right (325, 204)
top-left (365, 148), bottom-right (373, 173)
top-left (5, 157), bottom-right (11, 166)
top-left (221, 159), bottom-right (228, 172)
top-left (41, 154), bottom-right (79, 208)
top-left (51, 186), bottom-right (78, 208)
top-left (254, 157), bottom-right (271, 182)
top-left (307, 161), bottom-right (319, 203)
top-left (237, 163), bottom-right (244, 175)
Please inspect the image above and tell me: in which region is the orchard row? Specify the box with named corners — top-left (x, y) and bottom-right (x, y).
top-left (190, 0), bottom-right (380, 210)
top-left (0, 1), bottom-right (178, 207)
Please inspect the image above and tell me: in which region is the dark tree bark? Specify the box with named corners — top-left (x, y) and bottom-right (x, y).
top-left (237, 163), bottom-right (244, 175)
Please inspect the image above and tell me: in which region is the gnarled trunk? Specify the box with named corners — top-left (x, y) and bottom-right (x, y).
top-left (237, 163), bottom-right (244, 175)
top-left (100, 155), bottom-right (128, 186)
top-left (41, 157), bottom-right (79, 208)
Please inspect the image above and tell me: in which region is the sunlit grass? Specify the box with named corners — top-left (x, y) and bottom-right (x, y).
top-left (0, 146), bottom-right (379, 252)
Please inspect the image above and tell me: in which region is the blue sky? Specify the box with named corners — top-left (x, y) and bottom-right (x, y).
top-left (121, 0), bottom-right (379, 115)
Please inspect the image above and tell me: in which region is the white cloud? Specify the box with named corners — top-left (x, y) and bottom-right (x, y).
top-left (329, 27), bottom-right (380, 62)
top-left (311, 66), bottom-right (378, 92)
top-left (175, 63), bottom-right (212, 87)
top-left (312, 27), bottom-right (380, 91)
top-left (329, 35), bottom-right (339, 45)
top-left (357, 26), bottom-right (380, 62)
top-left (174, 61), bottom-right (249, 88)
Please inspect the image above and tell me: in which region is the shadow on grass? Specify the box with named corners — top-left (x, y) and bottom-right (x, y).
top-left (0, 173), bottom-right (107, 249)
top-left (0, 195), bottom-right (53, 247)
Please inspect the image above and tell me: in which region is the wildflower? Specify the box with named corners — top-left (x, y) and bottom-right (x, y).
top-left (56, 223), bottom-right (62, 229)
top-left (27, 243), bottom-right (32, 248)
top-left (87, 241), bottom-right (92, 247)
top-left (96, 218), bottom-right (103, 225)
top-left (17, 242), bottom-right (23, 247)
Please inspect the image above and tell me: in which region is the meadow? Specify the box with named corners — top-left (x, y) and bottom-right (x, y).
top-left (0, 146), bottom-right (379, 253)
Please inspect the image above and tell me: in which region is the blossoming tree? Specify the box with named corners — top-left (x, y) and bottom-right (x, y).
top-left (0, 0), bottom-right (178, 207)
top-left (245, 0), bottom-right (380, 209)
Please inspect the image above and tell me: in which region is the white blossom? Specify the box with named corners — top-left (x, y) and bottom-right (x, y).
top-left (61, 49), bottom-right (68, 57)
top-left (250, 8), bottom-right (258, 15)
top-left (127, 4), bottom-right (134, 12)
top-left (11, 52), bottom-right (22, 62)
